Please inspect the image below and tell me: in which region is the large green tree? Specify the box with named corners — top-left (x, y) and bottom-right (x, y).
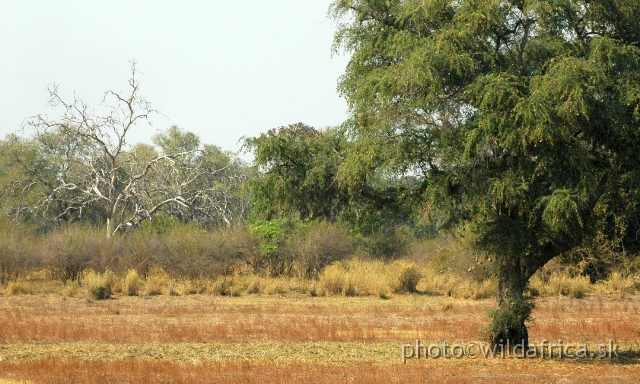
top-left (244, 123), bottom-right (424, 240)
top-left (244, 123), bottom-right (350, 221)
top-left (330, 0), bottom-right (640, 347)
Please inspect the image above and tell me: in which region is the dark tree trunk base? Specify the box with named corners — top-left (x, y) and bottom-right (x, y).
top-left (483, 257), bottom-right (534, 348)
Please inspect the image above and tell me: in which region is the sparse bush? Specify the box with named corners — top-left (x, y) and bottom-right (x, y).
top-left (263, 279), bottom-right (287, 295)
top-left (529, 271), bottom-right (592, 298)
top-left (206, 277), bottom-right (239, 296)
top-left (595, 271), bottom-right (636, 295)
top-left (0, 224), bottom-right (39, 285)
top-left (363, 227), bottom-right (410, 260)
top-left (175, 279), bottom-right (206, 295)
top-left (43, 227), bottom-right (100, 282)
top-left (243, 278), bottom-right (261, 294)
top-left (288, 222), bottom-right (354, 278)
top-left (154, 226), bottom-right (254, 279)
top-left (63, 279), bottom-right (81, 297)
top-left (343, 281), bottom-right (357, 296)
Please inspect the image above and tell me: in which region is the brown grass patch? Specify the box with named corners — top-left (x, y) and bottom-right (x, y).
top-left (0, 294), bottom-right (639, 382)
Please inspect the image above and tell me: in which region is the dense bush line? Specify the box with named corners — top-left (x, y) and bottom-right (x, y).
top-left (0, 220), bottom-right (360, 285)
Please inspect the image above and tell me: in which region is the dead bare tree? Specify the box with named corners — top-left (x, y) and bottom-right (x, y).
top-left (21, 61), bottom-right (248, 236)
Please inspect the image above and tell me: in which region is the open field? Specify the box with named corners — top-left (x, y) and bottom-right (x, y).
top-left (0, 293), bottom-right (639, 383)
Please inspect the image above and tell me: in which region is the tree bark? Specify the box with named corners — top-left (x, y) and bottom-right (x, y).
top-left (487, 256), bottom-right (533, 349)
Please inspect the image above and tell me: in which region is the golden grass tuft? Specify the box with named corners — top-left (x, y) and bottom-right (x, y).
top-left (62, 279), bottom-right (81, 297)
top-left (121, 269), bottom-right (140, 296)
top-left (4, 280), bottom-right (33, 295)
top-left (141, 268), bottom-right (170, 296)
top-left (594, 271), bottom-right (637, 295)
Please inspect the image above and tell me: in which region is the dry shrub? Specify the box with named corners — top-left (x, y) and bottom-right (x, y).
top-left (415, 231), bottom-right (489, 279)
top-left (0, 224), bottom-right (39, 286)
top-left (124, 231), bottom-right (164, 277)
top-left (318, 259), bottom-right (393, 296)
top-left (418, 268), bottom-right (496, 299)
top-left (263, 279), bottom-right (288, 295)
top-left (243, 277), bottom-right (261, 294)
top-left (122, 269), bottom-right (140, 296)
top-left (343, 258), bottom-right (390, 296)
top-left (154, 226), bottom-right (255, 279)
top-left (43, 227), bottom-right (102, 282)
top-left (206, 277), bottom-right (238, 296)
top-left (287, 222), bottom-right (354, 278)
top-left (214, 226), bottom-right (259, 274)
top-left (594, 272), bottom-right (636, 295)
top-left (175, 279), bottom-right (206, 295)
top-left (471, 278), bottom-right (498, 299)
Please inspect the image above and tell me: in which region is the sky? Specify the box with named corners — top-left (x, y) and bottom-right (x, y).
top-left (0, 1), bottom-right (349, 158)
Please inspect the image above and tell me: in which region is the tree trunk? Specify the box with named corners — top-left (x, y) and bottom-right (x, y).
top-left (486, 256), bottom-right (533, 349)
top-left (106, 217), bottom-right (113, 239)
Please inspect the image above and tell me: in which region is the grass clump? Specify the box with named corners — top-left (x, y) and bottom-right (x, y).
top-left (142, 268), bottom-right (170, 296)
top-left (318, 263), bottom-right (347, 295)
top-left (528, 272), bottom-right (592, 298)
top-left (84, 270), bottom-right (115, 300)
top-left (122, 269), bottom-right (140, 296)
top-left (62, 279), bottom-right (81, 297)
top-left (391, 262), bottom-right (422, 293)
top-left (5, 280), bottom-right (33, 295)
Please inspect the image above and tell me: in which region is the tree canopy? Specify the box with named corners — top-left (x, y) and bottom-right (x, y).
top-left (329, 0), bottom-right (640, 346)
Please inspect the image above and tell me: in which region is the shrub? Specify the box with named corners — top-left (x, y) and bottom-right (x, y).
top-left (63, 279), bottom-right (81, 297)
top-left (90, 285), bottom-right (111, 300)
top-left (43, 227), bottom-right (101, 282)
top-left (142, 268), bottom-right (170, 296)
top-left (363, 227), bottom-right (410, 260)
top-left (250, 219), bottom-right (291, 276)
top-left (288, 222), bottom-right (354, 278)
top-left (0, 224), bottom-right (39, 285)
top-left (154, 226), bottom-right (253, 279)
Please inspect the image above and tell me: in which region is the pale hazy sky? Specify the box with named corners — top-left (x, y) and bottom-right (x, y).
top-left (0, 1), bottom-right (348, 156)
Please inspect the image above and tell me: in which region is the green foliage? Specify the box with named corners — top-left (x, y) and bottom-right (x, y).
top-left (244, 124), bottom-right (350, 221)
top-left (90, 285), bottom-right (111, 300)
top-left (249, 219), bottom-right (291, 276)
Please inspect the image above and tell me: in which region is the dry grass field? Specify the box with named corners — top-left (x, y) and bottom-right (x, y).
top-left (0, 292), bottom-right (639, 383)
